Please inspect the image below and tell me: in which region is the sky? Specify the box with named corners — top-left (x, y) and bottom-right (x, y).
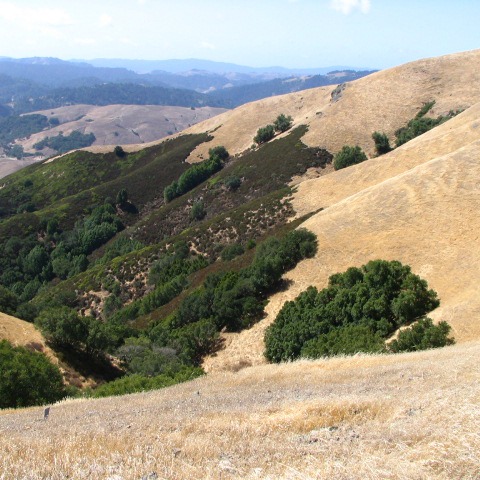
top-left (0, 0), bottom-right (479, 70)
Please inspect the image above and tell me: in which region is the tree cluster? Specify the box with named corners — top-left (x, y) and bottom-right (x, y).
top-left (33, 131), bottom-right (96, 153)
top-left (164, 146), bottom-right (229, 203)
top-left (0, 203), bottom-right (123, 308)
top-left (264, 259), bottom-right (448, 362)
top-left (395, 101), bottom-right (461, 147)
top-left (143, 229), bottom-right (317, 366)
top-left (254, 114), bottom-right (293, 145)
top-left (0, 339), bottom-right (65, 408)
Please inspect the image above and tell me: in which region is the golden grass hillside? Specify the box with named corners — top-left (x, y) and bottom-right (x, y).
top-left (19, 104), bottom-right (227, 153)
top-left (1, 341), bottom-right (479, 479)
top-left (182, 48), bottom-right (480, 162)
top-left (0, 312), bottom-right (50, 352)
top-left (203, 101), bottom-right (480, 373)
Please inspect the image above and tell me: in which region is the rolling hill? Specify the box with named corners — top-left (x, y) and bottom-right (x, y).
top-left (1, 49), bottom-right (480, 479)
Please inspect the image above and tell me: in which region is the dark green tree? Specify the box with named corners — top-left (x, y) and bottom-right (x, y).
top-left (372, 131), bottom-right (392, 155)
top-left (333, 145), bottom-right (368, 170)
top-left (274, 113), bottom-right (293, 133)
top-left (114, 145), bottom-right (126, 157)
top-left (254, 125), bottom-right (275, 145)
top-left (208, 145), bottom-right (229, 161)
top-left (35, 307), bottom-right (89, 349)
top-left (116, 188), bottom-right (128, 206)
top-left (0, 285), bottom-right (18, 316)
top-left (0, 340), bottom-right (65, 408)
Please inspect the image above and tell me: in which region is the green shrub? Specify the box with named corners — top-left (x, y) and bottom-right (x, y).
top-left (221, 243), bottom-right (245, 261)
top-left (301, 325), bottom-right (385, 358)
top-left (190, 201), bottom-right (206, 221)
top-left (274, 114), bottom-right (293, 133)
top-left (224, 175), bottom-right (242, 191)
top-left (333, 145), bottom-right (368, 170)
top-left (0, 339), bottom-right (65, 408)
top-left (264, 259), bottom-right (441, 362)
top-left (254, 125), bottom-right (275, 145)
top-left (388, 317), bottom-right (455, 353)
top-left (91, 366), bottom-right (203, 398)
top-left (372, 131), bottom-right (392, 155)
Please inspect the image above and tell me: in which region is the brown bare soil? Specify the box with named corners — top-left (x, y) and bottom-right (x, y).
top-left (1, 342), bottom-right (479, 479)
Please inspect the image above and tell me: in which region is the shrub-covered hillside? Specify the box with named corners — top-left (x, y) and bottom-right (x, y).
top-left (0, 123), bottom-right (332, 398)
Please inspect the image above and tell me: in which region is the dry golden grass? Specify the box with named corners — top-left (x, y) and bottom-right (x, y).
top-left (0, 312), bottom-right (52, 357)
top-left (180, 49), bottom-right (480, 163)
top-left (203, 101), bottom-right (480, 373)
top-left (1, 342), bottom-right (479, 479)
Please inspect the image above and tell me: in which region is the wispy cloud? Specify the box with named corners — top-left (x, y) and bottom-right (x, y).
top-left (0, 2), bottom-right (72, 26)
top-left (331, 0), bottom-right (371, 14)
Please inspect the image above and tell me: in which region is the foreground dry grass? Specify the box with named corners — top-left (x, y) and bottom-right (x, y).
top-left (1, 342), bottom-right (479, 479)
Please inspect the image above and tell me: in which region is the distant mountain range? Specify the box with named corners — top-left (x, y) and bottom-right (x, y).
top-left (75, 57), bottom-right (363, 75)
top-left (0, 56), bottom-right (375, 160)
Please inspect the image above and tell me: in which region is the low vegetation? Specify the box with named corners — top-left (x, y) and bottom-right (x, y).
top-left (264, 259), bottom-right (451, 362)
top-left (395, 101), bottom-right (461, 147)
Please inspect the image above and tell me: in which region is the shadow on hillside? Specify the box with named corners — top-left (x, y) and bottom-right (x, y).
top-left (53, 344), bottom-right (124, 385)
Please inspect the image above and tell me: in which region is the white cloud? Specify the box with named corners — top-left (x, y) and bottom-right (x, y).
top-left (0, 2), bottom-right (73, 26)
top-left (331, 0), bottom-right (371, 14)
top-left (98, 14), bottom-right (113, 28)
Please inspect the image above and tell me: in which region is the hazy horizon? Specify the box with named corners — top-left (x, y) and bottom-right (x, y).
top-left (0, 0), bottom-right (479, 71)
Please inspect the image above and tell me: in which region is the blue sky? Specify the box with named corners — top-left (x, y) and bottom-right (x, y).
top-left (0, 0), bottom-right (478, 69)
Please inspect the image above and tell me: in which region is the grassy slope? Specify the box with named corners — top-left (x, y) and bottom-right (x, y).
top-left (0, 342), bottom-right (478, 479)
top-left (0, 133), bottom-right (210, 233)
top-left (176, 49), bottom-right (480, 163)
top-left (203, 102), bottom-right (480, 373)
top-left (18, 105), bottom-right (228, 153)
